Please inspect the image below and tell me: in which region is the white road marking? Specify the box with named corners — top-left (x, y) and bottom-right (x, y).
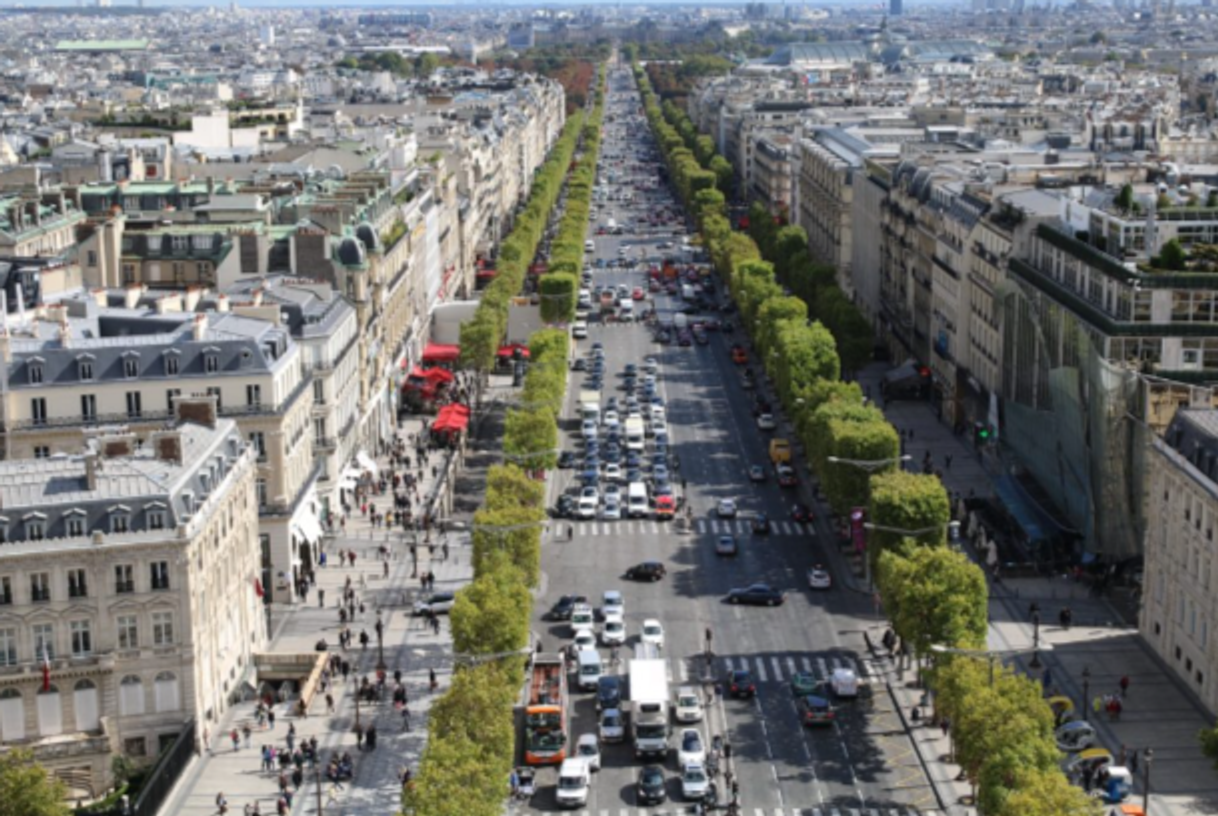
top-left (771, 656), bottom-right (785, 682)
top-left (755, 656), bottom-right (769, 682)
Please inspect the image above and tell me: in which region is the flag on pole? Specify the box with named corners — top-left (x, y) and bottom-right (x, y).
top-left (41, 641), bottom-right (51, 693)
top-left (253, 577), bottom-right (264, 598)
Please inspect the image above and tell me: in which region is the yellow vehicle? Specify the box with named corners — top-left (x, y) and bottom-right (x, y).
top-left (1047, 695), bottom-right (1075, 720)
top-left (770, 438), bottom-right (792, 465)
top-left (1066, 747), bottom-right (1114, 776)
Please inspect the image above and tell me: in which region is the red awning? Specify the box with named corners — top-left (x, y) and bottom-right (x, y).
top-left (476, 269), bottom-right (498, 279)
top-left (497, 344), bottom-right (531, 359)
top-left (410, 366), bottom-right (454, 383)
top-left (422, 343), bottom-right (460, 364)
top-left (433, 403), bottom-right (471, 432)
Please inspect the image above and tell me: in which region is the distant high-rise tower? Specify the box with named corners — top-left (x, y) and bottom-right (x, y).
top-left (890, 0), bottom-right (903, 15)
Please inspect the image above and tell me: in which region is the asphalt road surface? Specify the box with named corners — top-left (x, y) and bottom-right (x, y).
top-left (517, 62), bottom-right (941, 816)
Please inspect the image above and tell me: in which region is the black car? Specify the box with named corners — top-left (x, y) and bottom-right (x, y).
top-left (543, 594), bottom-right (588, 621)
top-left (572, 358), bottom-right (588, 371)
top-left (727, 669), bottom-right (756, 698)
top-left (558, 451), bottom-right (577, 469)
top-left (636, 765), bottom-right (667, 805)
top-left (751, 513), bottom-right (771, 535)
top-left (625, 561), bottom-right (667, 582)
top-left (552, 495), bottom-right (576, 519)
top-left (597, 675), bottom-right (622, 711)
top-left (726, 583), bottom-right (786, 606)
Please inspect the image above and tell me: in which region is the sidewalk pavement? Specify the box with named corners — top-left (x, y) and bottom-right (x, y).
top-left (160, 410), bottom-right (475, 816)
top-left (827, 362), bottom-right (1218, 816)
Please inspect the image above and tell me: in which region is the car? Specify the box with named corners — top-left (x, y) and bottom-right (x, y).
top-left (716, 499), bottom-right (738, 519)
top-left (597, 676), bottom-right (622, 711)
top-left (412, 591), bottom-right (456, 616)
top-left (727, 669), bottom-right (757, 698)
top-left (600, 708), bottom-right (626, 743)
top-left (726, 583), bottom-right (785, 606)
top-left (798, 695), bottom-right (836, 727)
top-left (636, 765), bottom-right (667, 805)
top-left (677, 728), bottom-right (705, 768)
top-left (581, 420), bottom-right (598, 438)
top-left (604, 482), bottom-right (622, 501)
top-left (553, 494), bottom-right (577, 519)
top-left (677, 332), bottom-right (692, 347)
top-left (602, 410), bottom-right (620, 428)
top-left (558, 451), bottom-right (577, 469)
top-left (579, 467), bottom-right (600, 486)
top-left (604, 463), bottom-right (624, 482)
top-left (632, 287), bottom-right (646, 300)
top-left (731, 345), bottom-right (748, 365)
top-left (640, 619), bottom-right (665, 649)
top-left (776, 464), bottom-right (799, 487)
top-left (748, 464), bottom-right (767, 483)
top-left (790, 671), bottom-right (819, 697)
top-left (751, 513), bottom-right (771, 534)
top-left (674, 686), bottom-right (704, 723)
top-left (602, 590), bottom-right (625, 619)
top-left (572, 629), bottom-right (597, 652)
top-left (574, 733), bottom-right (602, 772)
top-left (580, 485), bottom-right (600, 502)
top-left (652, 465), bottom-right (670, 483)
top-left (680, 762), bottom-right (711, 801)
top-left (625, 561), bottom-right (667, 581)
top-left (756, 413), bottom-right (777, 431)
top-left (572, 358), bottom-right (588, 372)
top-left (577, 496), bottom-right (599, 519)
top-left (600, 499), bottom-right (622, 520)
top-left (544, 594), bottom-right (588, 622)
top-left (715, 535), bottom-right (738, 557)
top-left (790, 503), bottom-right (812, 523)
top-left (694, 331), bottom-right (709, 346)
top-left (807, 565), bottom-right (833, 590)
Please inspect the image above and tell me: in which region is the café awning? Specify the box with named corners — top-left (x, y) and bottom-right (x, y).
top-left (422, 343), bottom-right (460, 364)
top-left (497, 344), bottom-right (531, 359)
top-left (433, 403), bottom-right (471, 433)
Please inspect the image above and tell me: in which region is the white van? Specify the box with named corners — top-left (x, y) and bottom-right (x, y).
top-left (618, 300), bottom-right (634, 322)
top-left (673, 313), bottom-right (688, 330)
top-left (570, 604), bottom-right (595, 637)
top-left (627, 482), bottom-right (650, 518)
top-left (572, 321), bottom-right (588, 339)
top-left (576, 649), bottom-right (603, 691)
top-left (584, 239), bottom-right (595, 252)
top-left (577, 289), bottom-right (592, 309)
top-left (555, 758), bottom-right (591, 808)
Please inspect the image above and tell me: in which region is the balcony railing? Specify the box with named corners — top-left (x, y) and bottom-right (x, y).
top-left (313, 437), bottom-right (337, 453)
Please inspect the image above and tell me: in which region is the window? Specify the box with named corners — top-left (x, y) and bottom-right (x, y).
top-left (249, 432), bottom-right (266, 460)
top-left (313, 380), bottom-right (325, 405)
top-left (111, 513), bottom-right (129, 534)
top-left (67, 516), bottom-right (84, 537)
top-left (151, 612), bottom-right (174, 646)
top-left (32, 623), bottom-right (53, 659)
top-left (123, 736), bottom-right (147, 756)
top-left (172, 234), bottom-right (189, 252)
top-left (119, 676), bottom-right (145, 717)
top-left (165, 354), bottom-right (179, 376)
top-left (121, 263), bottom-right (136, 284)
top-left (246, 384), bottom-right (261, 408)
top-left (31, 397), bottom-right (47, 426)
top-left (30, 572), bottom-right (49, 602)
top-left (154, 671), bottom-right (180, 712)
top-left (70, 621), bottom-right (92, 657)
top-left (207, 386), bottom-right (222, 411)
top-left (81, 395), bottom-right (97, 422)
top-left (148, 510), bottom-right (165, 531)
top-left (166, 388), bottom-right (180, 413)
top-left (123, 356), bottom-right (139, 378)
top-left (67, 569), bottom-right (87, 599)
top-left (0, 629), bottom-right (15, 666)
top-left (150, 561), bottom-right (170, 591)
top-left (28, 362), bottom-right (42, 384)
top-left (86, 250), bottom-right (97, 267)
top-left (117, 616), bottom-right (138, 650)
top-left (115, 564), bottom-right (134, 594)
top-left (33, 446), bottom-right (49, 460)
top-left (204, 354), bottom-right (218, 373)
top-left (125, 391), bottom-right (142, 419)
top-left (0, 577), bottom-right (10, 605)
top-left (26, 520), bottom-right (44, 541)
top-left (256, 478), bottom-right (268, 508)
top-left (78, 360), bottom-right (94, 381)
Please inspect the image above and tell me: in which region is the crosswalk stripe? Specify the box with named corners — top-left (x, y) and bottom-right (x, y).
top-left (650, 522), bottom-right (659, 533)
top-left (677, 660), bottom-right (687, 682)
top-left (817, 656), bottom-right (829, 677)
top-left (801, 656), bottom-right (813, 673)
top-left (723, 655), bottom-right (735, 671)
top-left (787, 656), bottom-right (799, 677)
top-left (755, 656), bottom-right (768, 682)
top-left (771, 656), bottom-right (784, 682)
top-left (737, 520), bottom-right (749, 534)
top-left (710, 520), bottom-right (720, 533)
top-left (776, 521), bottom-right (790, 534)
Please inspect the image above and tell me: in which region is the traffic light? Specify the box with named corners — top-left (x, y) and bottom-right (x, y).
top-left (973, 422), bottom-right (992, 447)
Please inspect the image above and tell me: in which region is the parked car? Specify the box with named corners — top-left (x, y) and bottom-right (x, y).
top-left (413, 592), bottom-right (456, 616)
top-left (625, 561), bottom-right (667, 581)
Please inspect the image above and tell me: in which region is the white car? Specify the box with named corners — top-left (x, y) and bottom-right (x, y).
top-left (756, 413), bottom-right (777, 431)
top-left (604, 464), bottom-right (624, 482)
top-left (674, 686), bottom-right (704, 723)
top-left (717, 499), bottom-right (738, 519)
top-left (601, 615), bottom-right (627, 646)
top-left (575, 733), bottom-right (602, 772)
top-left (599, 708), bottom-right (626, 743)
top-left (807, 565), bottom-right (833, 590)
top-left (572, 629), bottom-right (597, 652)
top-left (581, 420), bottom-right (598, 439)
top-left (677, 728), bottom-right (706, 768)
top-left (600, 499), bottom-right (622, 521)
top-left (577, 496), bottom-right (598, 519)
top-left (641, 619), bottom-right (665, 649)
top-left (602, 410), bottom-right (620, 429)
top-left (604, 483), bottom-right (622, 501)
top-left (644, 357), bottom-right (659, 374)
top-left (580, 486), bottom-right (600, 503)
top-left (681, 762), bottom-right (711, 801)
top-left (602, 590), bottom-right (625, 619)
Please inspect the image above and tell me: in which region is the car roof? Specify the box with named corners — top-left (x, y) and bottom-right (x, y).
top-left (802, 695), bottom-right (831, 706)
top-left (604, 590), bottom-right (623, 601)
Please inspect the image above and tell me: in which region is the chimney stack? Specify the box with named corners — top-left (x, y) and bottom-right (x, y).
top-left (184, 284), bottom-right (203, 313)
top-left (192, 313), bottom-right (207, 341)
top-left (175, 394), bottom-right (218, 429)
top-left (151, 431), bottom-right (183, 464)
top-left (84, 452), bottom-right (100, 490)
top-left (124, 283), bottom-right (143, 310)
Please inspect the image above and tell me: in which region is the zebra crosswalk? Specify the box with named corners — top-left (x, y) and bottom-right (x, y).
top-left (655, 653), bottom-right (876, 685)
top-left (549, 807), bottom-right (938, 816)
top-left (573, 519), bottom-right (815, 537)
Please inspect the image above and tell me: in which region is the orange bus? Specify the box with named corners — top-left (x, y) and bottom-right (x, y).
top-left (524, 654), bottom-right (568, 765)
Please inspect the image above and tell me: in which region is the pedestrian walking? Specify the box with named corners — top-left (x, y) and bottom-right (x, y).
top-left (442, 542), bottom-right (449, 561)
top-left (318, 589), bottom-right (325, 608)
top-left (1129, 748), bottom-right (1139, 774)
top-left (1119, 675), bottom-right (1130, 696)
top-left (231, 728), bottom-right (240, 751)
top-left (325, 692), bottom-right (335, 714)
top-left (286, 723), bottom-right (296, 752)
top-left (383, 560), bottom-right (389, 579)
top-left (267, 710), bottom-right (276, 729)
top-left (203, 726), bottom-right (212, 755)
top-left (242, 724), bottom-right (252, 747)
top-left (944, 454), bottom-right (953, 470)
top-left (431, 615), bottom-right (441, 635)
top-left (215, 792), bottom-right (229, 814)
top-left (940, 716), bottom-right (950, 736)
top-left (430, 668), bottom-right (438, 692)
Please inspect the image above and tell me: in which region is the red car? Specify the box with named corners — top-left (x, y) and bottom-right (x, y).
top-left (777, 465), bottom-right (799, 488)
top-left (791, 503), bottom-right (813, 523)
top-left (632, 288), bottom-right (645, 301)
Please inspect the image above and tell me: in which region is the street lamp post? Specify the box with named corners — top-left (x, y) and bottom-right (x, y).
top-left (930, 642), bottom-right (1054, 688)
top-left (1143, 748), bottom-right (1154, 813)
top-left (1029, 603), bottom-right (1042, 669)
top-left (375, 610), bottom-right (386, 672)
top-left (1082, 666), bottom-right (1091, 722)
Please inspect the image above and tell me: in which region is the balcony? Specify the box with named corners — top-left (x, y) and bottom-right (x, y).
top-left (115, 581), bottom-right (135, 594)
top-left (31, 588), bottom-right (51, 603)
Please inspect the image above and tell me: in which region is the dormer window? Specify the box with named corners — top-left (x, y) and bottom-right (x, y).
top-left (109, 506), bottom-right (131, 535)
top-left (164, 350), bottom-right (180, 376)
top-left (123, 353), bottom-right (140, 379)
top-left (65, 509), bottom-right (86, 538)
top-left (204, 354), bottom-right (218, 373)
top-left (28, 358), bottom-right (44, 384)
top-left (77, 355), bottom-right (95, 381)
top-left (24, 513), bottom-right (46, 541)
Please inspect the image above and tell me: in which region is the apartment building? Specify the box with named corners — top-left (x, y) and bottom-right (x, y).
top-left (0, 406), bottom-right (262, 795)
top-left (0, 297), bottom-right (320, 603)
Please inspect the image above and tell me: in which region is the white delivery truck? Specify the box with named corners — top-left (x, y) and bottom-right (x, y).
top-left (579, 390), bottom-right (601, 424)
top-left (681, 283), bottom-right (696, 302)
top-left (628, 644), bottom-right (669, 758)
top-left (624, 417), bottom-right (646, 452)
top-left (627, 482), bottom-right (650, 518)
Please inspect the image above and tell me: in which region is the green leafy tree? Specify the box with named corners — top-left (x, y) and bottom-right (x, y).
top-left (450, 552), bottom-right (532, 659)
top-left (485, 464), bottom-right (545, 511)
top-left (1159, 237), bottom-right (1188, 270)
top-left (708, 155), bottom-right (734, 196)
top-left (876, 546), bottom-right (989, 662)
top-left (1200, 723), bottom-right (1218, 769)
top-left (402, 731), bottom-right (506, 816)
top-left (991, 767), bottom-right (1101, 816)
top-left (538, 273), bottom-right (577, 323)
top-left (502, 407), bottom-right (558, 472)
top-left (471, 505), bottom-right (544, 586)
top-left (867, 470), bottom-right (951, 572)
top-left (0, 750), bottom-right (69, 816)
top-left (1114, 183), bottom-right (1134, 212)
